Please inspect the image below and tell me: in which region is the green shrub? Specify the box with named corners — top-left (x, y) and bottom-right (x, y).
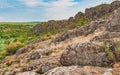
top-left (0, 41), bottom-right (24, 60)
top-left (102, 41), bottom-right (120, 61)
top-left (77, 16), bottom-right (88, 27)
top-left (5, 41), bottom-right (24, 56)
top-left (0, 50), bottom-right (7, 60)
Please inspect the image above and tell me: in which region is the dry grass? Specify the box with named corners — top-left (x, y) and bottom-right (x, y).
top-left (113, 62), bottom-right (120, 68)
top-left (5, 41), bottom-right (23, 55)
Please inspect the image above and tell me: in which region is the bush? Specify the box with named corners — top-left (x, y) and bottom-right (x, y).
top-left (102, 41), bottom-right (120, 62)
top-left (0, 41), bottom-right (24, 60)
top-left (77, 16), bottom-right (88, 26)
top-left (0, 50), bottom-right (7, 60)
top-left (5, 41), bottom-right (24, 56)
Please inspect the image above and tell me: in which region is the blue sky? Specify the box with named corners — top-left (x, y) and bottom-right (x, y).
top-left (0, 0), bottom-right (115, 22)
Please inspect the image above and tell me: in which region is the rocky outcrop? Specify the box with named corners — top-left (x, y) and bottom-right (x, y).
top-left (60, 42), bottom-right (112, 67)
top-left (68, 17), bottom-right (74, 22)
top-left (31, 1), bottom-right (120, 34)
top-left (45, 66), bottom-right (120, 75)
top-left (85, 4), bottom-right (111, 21)
top-left (53, 19), bottom-right (106, 43)
top-left (107, 8), bottom-right (120, 32)
top-left (53, 6), bottom-right (120, 43)
top-left (30, 20), bottom-right (75, 33)
top-left (85, 1), bottom-right (120, 21)
top-left (111, 1), bottom-right (120, 10)
top-left (74, 12), bottom-right (85, 21)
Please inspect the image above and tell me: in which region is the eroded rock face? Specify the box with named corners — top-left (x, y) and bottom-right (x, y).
top-left (60, 42), bottom-right (112, 67)
top-left (91, 31), bottom-right (120, 42)
top-left (107, 8), bottom-right (120, 32)
top-left (85, 1), bottom-right (120, 21)
top-left (53, 19), bottom-right (106, 43)
top-left (30, 1), bottom-right (120, 35)
top-left (68, 17), bottom-right (74, 22)
top-left (53, 7), bottom-right (120, 43)
top-left (30, 20), bottom-right (75, 34)
top-left (74, 12), bottom-right (85, 22)
top-left (45, 66), bottom-right (120, 75)
top-left (85, 4), bottom-right (111, 21)
top-left (111, 1), bottom-right (120, 10)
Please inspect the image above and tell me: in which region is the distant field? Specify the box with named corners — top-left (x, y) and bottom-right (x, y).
top-left (0, 22), bottom-right (41, 25)
top-left (0, 22), bottom-right (57, 59)
top-left (0, 22), bottom-right (41, 52)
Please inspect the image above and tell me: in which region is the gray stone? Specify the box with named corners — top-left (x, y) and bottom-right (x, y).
top-left (60, 42), bottom-right (112, 67)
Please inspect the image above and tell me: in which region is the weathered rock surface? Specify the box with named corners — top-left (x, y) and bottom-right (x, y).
top-left (30, 1), bottom-right (120, 35)
top-left (85, 1), bottom-right (120, 21)
top-left (60, 42), bottom-right (112, 67)
top-left (53, 7), bottom-right (120, 43)
top-left (16, 71), bottom-right (40, 75)
top-left (91, 31), bottom-right (120, 42)
top-left (74, 12), bottom-right (85, 22)
top-left (53, 20), bottom-right (105, 43)
top-left (30, 20), bottom-right (75, 34)
top-left (107, 8), bottom-right (120, 32)
top-left (85, 4), bottom-right (111, 21)
top-left (45, 66), bottom-right (120, 75)
top-left (25, 56), bottom-right (61, 74)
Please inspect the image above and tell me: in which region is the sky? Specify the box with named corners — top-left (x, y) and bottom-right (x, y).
top-left (0, 0), bottom-right (116, 22)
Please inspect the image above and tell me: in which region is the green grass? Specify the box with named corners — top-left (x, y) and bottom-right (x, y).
top-left (77, 16), bottom-right (88, 27)
top-left (0, 22), bottom-right (42, 60)
top-left (0, 22), bottom-right (41, 25)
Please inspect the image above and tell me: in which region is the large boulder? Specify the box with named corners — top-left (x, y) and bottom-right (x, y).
top-left (25, 56), bottom-right (61, 74)
top-left (60, 42), bottom-right (112, 67)
top-left (45, 66), bottom-right (120, 75)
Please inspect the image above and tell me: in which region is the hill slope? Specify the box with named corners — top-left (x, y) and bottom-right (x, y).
top-left (0, 1), bottom-right (120, 75)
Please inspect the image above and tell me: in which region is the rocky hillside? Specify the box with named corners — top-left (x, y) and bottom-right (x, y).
top-left (31, 1), bottom-right (120, 34)
top-left (0, 1), bottom-right (120, 75)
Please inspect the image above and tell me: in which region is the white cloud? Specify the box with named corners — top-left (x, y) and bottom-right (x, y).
top-left (45, 0), bottom-right (78, 20)
top-left (19, 0), bottom-right (78, 20)
top-left (51, 0), bottom-right (78, 7)
top-left (19, 0), bottom-right (46, 7)
top-left (44, 0), bottom-right (117, 20)
top-left (18, 0), bottom-right (116, 20)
